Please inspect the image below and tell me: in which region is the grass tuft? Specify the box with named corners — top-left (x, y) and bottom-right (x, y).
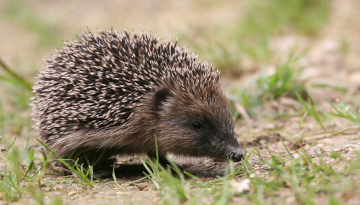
top-left (0, 57), bottom-right (32, 91)
top-left (295, 92), bottom-right (326, 131)
top-left (37, 139), bottom-right (96, 186)
top-left (228, 53), bottom-right (307, 118)
top-left (328, 99), bottom-right (360, 129)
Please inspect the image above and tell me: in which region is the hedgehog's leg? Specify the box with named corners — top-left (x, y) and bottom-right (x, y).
top-left (146, 151), bottom-right (185, 177)
top-left (147, 151), bottom-right (171, 167)
top-left (77, 149), bottom-right (117, 169)
top-left (75, 150), bottom-right (118, 178)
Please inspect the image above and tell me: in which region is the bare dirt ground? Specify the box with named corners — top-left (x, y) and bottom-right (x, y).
top-left (1, 0), bottom-right (360, 204)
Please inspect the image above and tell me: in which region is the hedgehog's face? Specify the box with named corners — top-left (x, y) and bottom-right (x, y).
top-left (152, 86), bottom-right (243, 162)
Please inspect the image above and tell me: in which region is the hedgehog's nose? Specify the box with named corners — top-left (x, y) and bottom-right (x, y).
top-left (228, 148), bottom-right (244, 162)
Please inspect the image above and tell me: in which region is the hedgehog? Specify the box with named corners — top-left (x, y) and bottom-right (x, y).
top-left (31, 29), bottom-right (243, 167)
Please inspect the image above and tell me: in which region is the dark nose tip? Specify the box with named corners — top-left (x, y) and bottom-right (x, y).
top-left (228, 149), bottom-right (244, 162)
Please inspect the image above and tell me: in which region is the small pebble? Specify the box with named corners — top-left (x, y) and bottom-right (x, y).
top-left (68, 191), bottom-right (77, 196)
top-left (293, 153), bottom-right (301, 159)
top-left (41, 186), bottom-right (51, 192)
top-left (53, 185), bottom-right (64, 191)
top-left (136, 183), bottom-right (148, 191)
top-left (322, 139), bottom-right (334, 145)
top-left (231, 179), bottom-right (251, 194)
top-left (264, 123), bottom-right (276, 129)
top-left (116, 192), bottom-right (129, 195)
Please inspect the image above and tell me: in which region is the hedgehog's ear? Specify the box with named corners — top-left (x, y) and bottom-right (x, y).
top-left (153, 87), bottom-right (172, 112)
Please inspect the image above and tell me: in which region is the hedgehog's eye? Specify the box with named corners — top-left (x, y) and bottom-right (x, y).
top-left (192, 121), bottom-right (202, 129)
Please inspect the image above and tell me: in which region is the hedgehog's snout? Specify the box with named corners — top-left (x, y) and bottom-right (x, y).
top-left (227, 148), bottom-right (244, 162)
